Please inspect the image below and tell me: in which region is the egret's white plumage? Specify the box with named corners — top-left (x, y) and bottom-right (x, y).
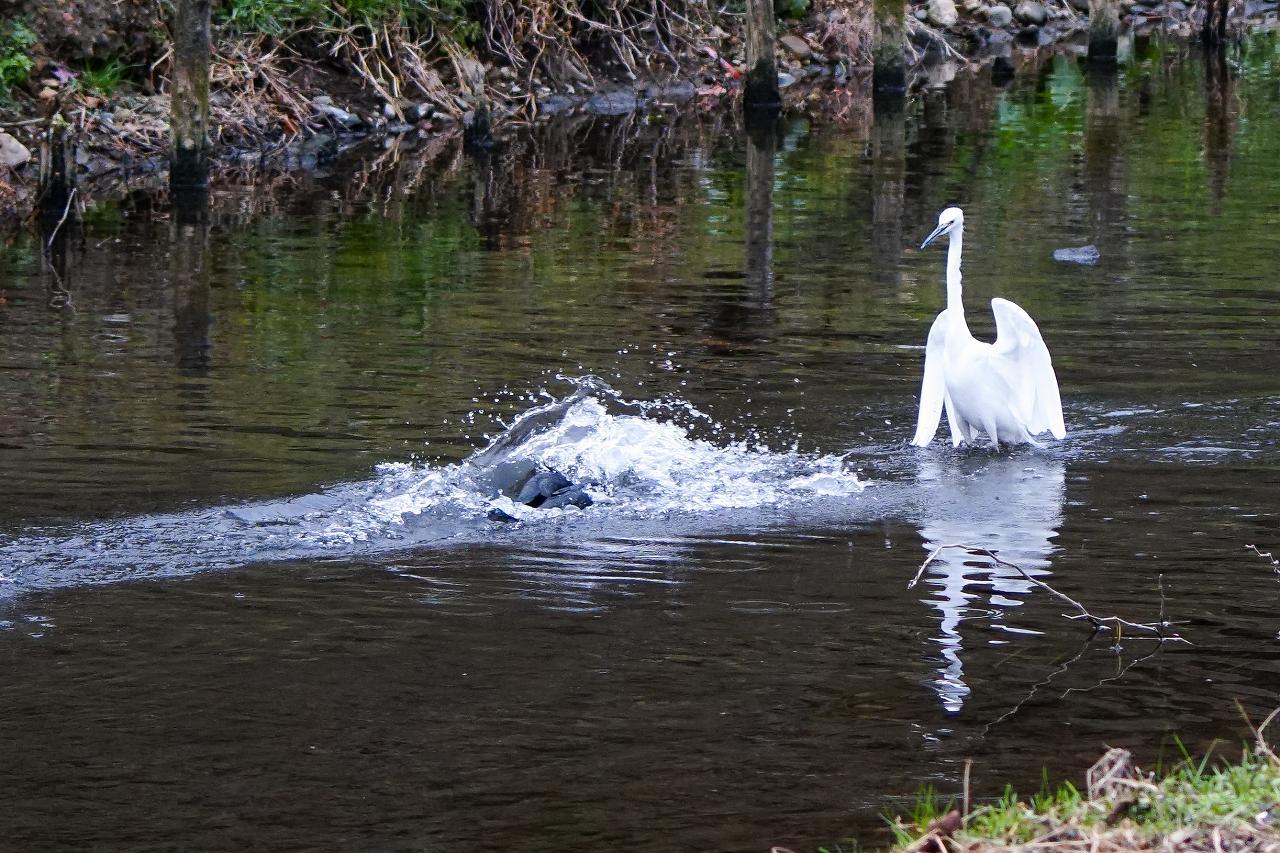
top-left (911, 207), bottom-right (1066, 448)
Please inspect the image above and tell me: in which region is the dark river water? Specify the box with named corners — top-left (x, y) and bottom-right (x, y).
top-left (3, 34), bottom-right (1280, 852)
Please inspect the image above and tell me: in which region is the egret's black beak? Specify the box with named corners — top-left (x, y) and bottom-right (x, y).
top-left (920, 222), bottom-right (949, 250)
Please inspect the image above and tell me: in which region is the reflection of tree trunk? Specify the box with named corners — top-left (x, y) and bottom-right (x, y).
top-left (172, 191), bottom-right (212, 375)
top-left (873, 0), bottom-right (906, 92)
top-left (744, 118), bottom-right (778, 302)
top-left (42, 211), bottom-right (75, 311)
top-left (1087, 0), bottom-right (1120, 64)
top-left (470, 149), bottom-right (508, 251)
top-left (871, 93), bottom-right (906, 289)
top-left (1083, 66), bottom-right (1127, 261)
top-left (1202, 44), bottom-right (1236, 214)
top-left (1201, 0), bottom-right (1229, 44)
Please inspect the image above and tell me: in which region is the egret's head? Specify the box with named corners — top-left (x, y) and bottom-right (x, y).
top-left (920, 207), bottom-right (964, 249)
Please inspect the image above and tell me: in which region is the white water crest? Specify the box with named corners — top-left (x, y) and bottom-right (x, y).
top-left (0, 379), bottom-right (866, 596)
top-left (331, 379), bottom-right (865, 540)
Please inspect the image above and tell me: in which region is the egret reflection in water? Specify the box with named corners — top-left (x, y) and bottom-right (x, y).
top-left (914, 455), bottom-right (1067, 712)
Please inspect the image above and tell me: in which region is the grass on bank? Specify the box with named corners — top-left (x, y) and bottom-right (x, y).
top-left (886, 738), bottom-right (1280, 851)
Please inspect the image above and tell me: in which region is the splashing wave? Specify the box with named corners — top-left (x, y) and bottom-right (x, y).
top-left (0, 379), bottom-right (865, 596)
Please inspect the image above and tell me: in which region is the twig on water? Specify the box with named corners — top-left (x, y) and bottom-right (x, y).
top-left (1246, 544), bottom-right (1279, 568)
top-left (908, 544), bottom-right (1189, 642)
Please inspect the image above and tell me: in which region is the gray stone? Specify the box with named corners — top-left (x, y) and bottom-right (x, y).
top-left (0, 132), bottom-right (30, 169)
top-left (655, 79), bottom-right (696, 103)
top-left (585, 90), bottom-right (640, 115)
top-left (777, 71), bottom-right (797, 88)
top-left (779, 34), bottom-right (813, 59)
top-left (928, 0), bottom-right (960, 25)
top-left (1014, 0), bottom-right (1048, 23)
top-left (915, 8), bottom-right (929, 20)
top-left (314, 101), bottom-right (363, 129)
top-left (987, 3), bottom-right (1014, 25)
top-left (537, 94), bottom-right (576, 116)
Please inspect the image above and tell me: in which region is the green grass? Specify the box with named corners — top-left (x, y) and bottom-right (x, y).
top-left (887, 747), bottom-right (1280, 850)
top-left (77, 59), bottom-right (129, 97)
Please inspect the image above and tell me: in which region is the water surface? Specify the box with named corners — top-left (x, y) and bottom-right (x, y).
top-left (2, 35), bottom-right (1280, 852)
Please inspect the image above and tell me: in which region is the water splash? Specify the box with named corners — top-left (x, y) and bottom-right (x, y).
top-left (0, 378), bottom-right (864, 597)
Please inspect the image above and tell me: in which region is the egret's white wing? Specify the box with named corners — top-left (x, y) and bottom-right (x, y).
top-left (990, 298), bottom-right (1066, 439)
top-left (943, 387), bottom-right (965, 447)
top-left (912, 313), bottom-right (950, 447)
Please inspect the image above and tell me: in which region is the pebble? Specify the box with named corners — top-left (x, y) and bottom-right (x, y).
top-left (779, 34), bottom-right (813, 59)
top-left (314, 101), bottom-right (363, 129)
top-left (928, 0), bottom-right (960, 26)
top-left (988, 3), bottom-right (1014, 25)
top-left (1015, 0), bottom-right (1048, 23)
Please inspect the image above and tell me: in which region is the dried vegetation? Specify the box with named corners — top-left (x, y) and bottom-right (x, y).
top-left (885, 711), bottom-right (1280, 853)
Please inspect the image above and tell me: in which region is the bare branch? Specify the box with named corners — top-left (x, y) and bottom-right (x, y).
top-left (908, 543), bottom-right (1189, 642)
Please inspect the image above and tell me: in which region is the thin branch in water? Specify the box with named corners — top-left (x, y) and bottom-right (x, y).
top-left (46, 186), bottom-right (78, 252)
top-left (1246, 544), bottom-right (1279, 568)
top-left (908, 543), bottom-right (1189, 642)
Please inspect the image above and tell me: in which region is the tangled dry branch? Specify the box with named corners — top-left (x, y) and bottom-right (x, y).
top-left (908, 544), bottom-right (1189, 643)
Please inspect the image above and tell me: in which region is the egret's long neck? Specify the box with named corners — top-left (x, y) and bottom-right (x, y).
top-left (945, 226), bottom-right (964, 315)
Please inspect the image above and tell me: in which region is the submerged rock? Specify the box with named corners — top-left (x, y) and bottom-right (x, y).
top-left (585, 90), bottom-right (641, 116)
top-left (1053, 244), bottom-right (1100, 264)
top-left (655, 79), bottom-right (697, 103)
top-left (537, 94), bottom-right (576, 116)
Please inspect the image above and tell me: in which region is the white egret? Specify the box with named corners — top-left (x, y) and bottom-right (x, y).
top-left (911, 207), bottom-right (1066, 448)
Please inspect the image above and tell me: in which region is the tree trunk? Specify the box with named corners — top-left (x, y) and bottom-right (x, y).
top-left (171, 0), bottom-right (211, 190)
top-left (873, 0), bottom-right (906, 92)
top-left (743, 0), bottom-right (781, 110)
top-left (1087, 0), bottom-right (1120, 63)
top-left (38, 119), bottom-right (77, 227)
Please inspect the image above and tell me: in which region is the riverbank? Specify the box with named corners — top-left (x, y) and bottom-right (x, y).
top-left (879, 735), bottom-right (1280, 852)
top-left (0, 0), bottom-right (1275, 227)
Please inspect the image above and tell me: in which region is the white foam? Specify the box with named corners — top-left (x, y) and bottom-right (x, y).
top-left (312, 385), bottom-right (864, 541)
